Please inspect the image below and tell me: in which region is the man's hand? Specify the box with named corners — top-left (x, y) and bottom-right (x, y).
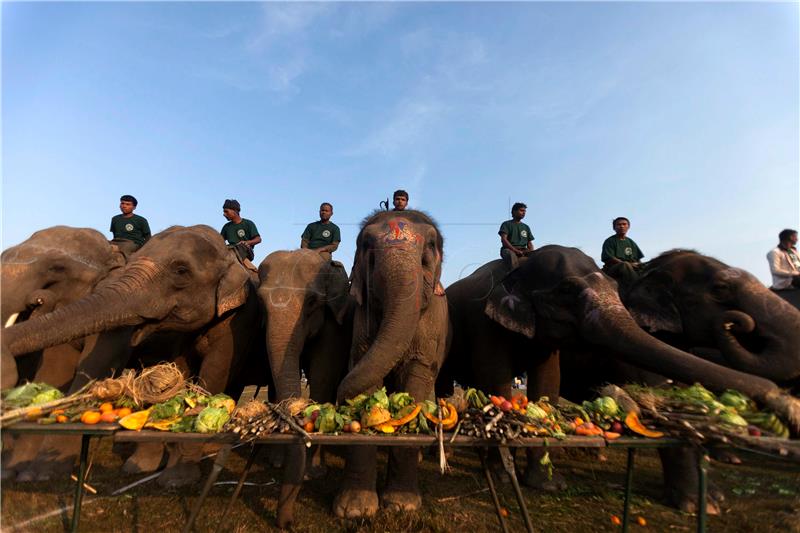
top-left (514, 249), bottom-right (524, 257)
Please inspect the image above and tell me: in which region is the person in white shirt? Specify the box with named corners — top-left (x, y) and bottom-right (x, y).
top-left (767, 229), bottom-right (800, 290)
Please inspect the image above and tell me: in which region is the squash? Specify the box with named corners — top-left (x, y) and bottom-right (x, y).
top-left (389, 404), bottom-right (422, 427)
top-left (362, 405), bottom-right (392, 428)
top-left (145, 416), bottom-right (182, 431)
top-left (624, 412), bottom-right (663, 439)
top-left (119, 409), bottom-right (152, 431)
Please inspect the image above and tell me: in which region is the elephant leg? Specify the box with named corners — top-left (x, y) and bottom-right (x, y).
top-left (34, 343), bottom-right (83, 390)
top-left (659, 447), bottom-right (722, 515)
top-left (523, 349), bottom-right (567, 491)
top-left (381, 360), bottom-right (434, 512)
top-left (333, 446), bottom-right (379, 518)
top-left (3, 434), bottom-right (44, 481)
top-left (17, 434), bottom-right (82, 482)
top-left (122, 442), bottom-right (166, 474)
top-left (157, 442), bottom-right (202, 489)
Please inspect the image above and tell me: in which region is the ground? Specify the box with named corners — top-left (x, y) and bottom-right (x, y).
top-left (2, 439), bottom-right (799, 532)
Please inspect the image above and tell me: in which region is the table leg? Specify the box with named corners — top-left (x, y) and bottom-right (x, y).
top-left (182, 444), bottom-right (232, 533)
top-left (213, 443), bottom-right (261, 533)
top-left (498, 447), bottom-right (535, 533)
top-left (697, 451), bottom-right (708, 533)
top-left (478, 448), bottom-right (510, 533)
top-left (70, 434), bottom-right (91, 533)
top-left (622, 448), bottom-right (636, 533)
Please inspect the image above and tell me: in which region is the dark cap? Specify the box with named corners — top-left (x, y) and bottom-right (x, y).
top-left (223, 199), bottom-right (241, 212)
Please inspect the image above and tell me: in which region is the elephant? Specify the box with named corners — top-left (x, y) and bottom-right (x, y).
top-left (1, 227), bottom-right (127, 479)
top-left (437, 246), bottom-right (800, 510)
top-left (332, 210), bottom-right (449, 520)
top-left (1, 226), bottom-right (126, 389)
top-left (620, 250), bottom-right (800, 387)
top-left (2, 225), bottom-right (265, 486)
top-left (257, 249), bottom-right (352, 527)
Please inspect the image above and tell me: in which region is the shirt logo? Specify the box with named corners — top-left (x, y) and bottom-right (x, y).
top-left (237, 229), bottom-right (246, 238)
top-left (322, 229), bottom-right (331, 238)
top-left (520, 230), bottom-right (528, 238)
top-left (624, 247), bottom-right (632, 256)
top-left (125, 223), bottom-right (134, 232)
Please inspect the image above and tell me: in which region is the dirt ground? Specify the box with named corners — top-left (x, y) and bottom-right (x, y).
top-left (2, 438), bottom-right (799, 532)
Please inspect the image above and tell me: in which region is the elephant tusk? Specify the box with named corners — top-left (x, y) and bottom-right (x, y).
top-left (723, 322), bottom-right (734, 331)
top-left (35, 298), bottom-right (44, 306)
top-left (5, 313), bottom-right (20, 328)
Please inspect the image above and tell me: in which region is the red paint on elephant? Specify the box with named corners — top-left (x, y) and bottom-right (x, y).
top-left (383, 219), bottom-right (423, 247)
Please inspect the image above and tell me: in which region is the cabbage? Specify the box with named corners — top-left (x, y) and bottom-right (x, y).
top-left (365, 388), bottom-right (390, 411)
top-left (150, 397), bottom-right (185, 421)
top-left (195, 407), bottom-right (230, 433)
top-left (207, 394), bottom-right (235, 414)
top-left (389, 392), bottom-right (414, 413)
top-left (31, 388), bottom-right (63, 405)
top-left (593, 397), bottom-right (619, 418)
top-left (316, 404), bottom-right (338, 433)
top-left (3, 383), bottom-right (51, 408)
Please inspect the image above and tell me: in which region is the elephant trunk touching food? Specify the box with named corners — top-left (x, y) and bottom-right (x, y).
top-left (266, 318), bottom-right (307, 399)
top-left (712, 291), bottom-right (800, 383)
top-left (338, 249), bottom-right (423, 401)
top-left (3, 258), bottom-right (170, 357)
top-left (579, 285), bottom-right (800, 432)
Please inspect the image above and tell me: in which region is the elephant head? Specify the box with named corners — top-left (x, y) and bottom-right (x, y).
top-left (338, 210), bottom-right (445, 400)
top-left (483, 245), bottom-right (800, 431)
top-left (2, 225), bottom-right (252, 359)
top-left (258, 249), bottom-right (350, 399)
top-left (624, 251), bottom-right (800, 385)
top-left (1, 227), bottom-right (126, 387)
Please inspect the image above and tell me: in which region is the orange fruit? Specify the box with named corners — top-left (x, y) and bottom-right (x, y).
top-left (80, 411), bottom-right (102, 425)
top-left (610, 515), bottom-right (622, 526)
top-left (56, 415), bottom-right (68, 423)
top-left (304, 421), bottom-right (315, 433)
top-left (52, 409), bottom-right (65, 416)
top-left (100, 411), bottom-right (118, 423)
top-left (99, 402), bottom-right (114, 413)
top-left (116, 407), bottom-right (132, 417)
top-left (637, 517), bottom-right (647, 526)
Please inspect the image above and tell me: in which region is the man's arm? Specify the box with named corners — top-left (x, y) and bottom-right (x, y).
top-left (526, 229), bottom-right (535, 252)
top-left (601, 239), bottom-right (622, 266)
top-left (500, 233), bottom-right (523, 256)
top-left (768, 250), bottom-right (796, 279)
top-left (141, 218), bottom-right (152, 243)
top-left (246, 235), bottom-right (262, 247)
top-left (316, 241), bottom-right (340, 254)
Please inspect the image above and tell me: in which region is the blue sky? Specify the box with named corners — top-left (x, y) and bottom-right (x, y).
top-left (3, 2), bottom-right (798, 286)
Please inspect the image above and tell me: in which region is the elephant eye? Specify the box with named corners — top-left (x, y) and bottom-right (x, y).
top-left (48, 264), bottom-right (67, 274)
top-left (710, 282), bottom-right (731, 300)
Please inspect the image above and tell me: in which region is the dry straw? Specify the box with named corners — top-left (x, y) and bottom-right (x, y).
top-left (90, 362), bottom-right (205, 406)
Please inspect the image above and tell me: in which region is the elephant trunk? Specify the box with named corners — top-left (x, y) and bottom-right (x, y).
top-left (3, 292), bottom-right (142, 357)
top-left (3, 258), bottom-right (167, 357)
top-left (338, 253), bottom-right (422, 400)
top-left (266, 320), bottom-right (307, 401)
top-left (581, 289), bottom-right (784, 405)
top-left (714, 293), bottom-right (800, 383)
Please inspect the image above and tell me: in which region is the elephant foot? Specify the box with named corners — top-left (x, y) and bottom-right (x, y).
top-left (380, 488), bottom-right (422, 512)
top-left (304, 463), bottom-right (328, 480)
top-left (710, 448), bottom-right (741, 465)
top-left (157, 462), bottom-right (201, 489)
top-left (22, 458), bottom-right (75, 482)
top-left (333, 488), bottom-right (379, 518)
top-left (1, 466), bottom-right (17, 481)
top-left (521, 467), bottom-right (567, 492)
top-left (666, 487), bottom-right (722, 516)
top-left (122, 442), bottom-right (165, 474)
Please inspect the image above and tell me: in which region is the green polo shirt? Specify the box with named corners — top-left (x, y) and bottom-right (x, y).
top-left (601, 236), bottom-right (644, 263)
top-left (301, 221), bottom-right (341, 250)
top-left (221, 218), bottom-right (260, 245)
top-left (110, 214), bottom-right (151, 246)
top-left (499, 220), bottom-right (534, 249)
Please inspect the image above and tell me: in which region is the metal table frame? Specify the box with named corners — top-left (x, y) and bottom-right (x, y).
top-left (2, 423), bottom-right (118, 532)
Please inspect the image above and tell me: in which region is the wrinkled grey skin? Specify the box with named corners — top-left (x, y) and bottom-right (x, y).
top-left (622, 250), bottom-right (800, 387)
top-left (1, 227), bottom-right (126, 480)
top-left (333, 210), bottom-right (449, 520)
top-left (2, 225), bottom-right (263, 487)
top-left (1, 226), bottom-right (126, 389)
top-left (257, 249), bottom-right (352, 528)
top-left (439, 246), bottom-right (800, 511)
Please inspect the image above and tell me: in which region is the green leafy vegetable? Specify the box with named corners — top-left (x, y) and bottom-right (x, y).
top-left (195, 407), bottom-right (230, 433)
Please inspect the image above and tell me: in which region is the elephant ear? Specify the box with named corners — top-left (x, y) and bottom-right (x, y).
top-left (484, 278), bottom-right (535, 339)
top-left (107, 245), bottom-right (127, 270)
top-left (325, 262), bottom-right (351, 325)
top-left (349, 240), bottom-right (367, 306)
top-left (216, 262), bottom-right (252, 316)
top-left (624, 270), bottom-right (683, 334)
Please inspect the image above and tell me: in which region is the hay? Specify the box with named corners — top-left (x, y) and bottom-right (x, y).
top-left (233, 400), bottom-right (269, 420)
top-left (89, 363), bottom-right (190, 406)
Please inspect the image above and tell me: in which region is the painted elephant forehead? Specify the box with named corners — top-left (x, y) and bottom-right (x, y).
top-left (381, 219), bottom-right (423, 246)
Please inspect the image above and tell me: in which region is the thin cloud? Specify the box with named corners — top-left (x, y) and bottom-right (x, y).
top-left (345, 100), bottom-right (446, 157)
